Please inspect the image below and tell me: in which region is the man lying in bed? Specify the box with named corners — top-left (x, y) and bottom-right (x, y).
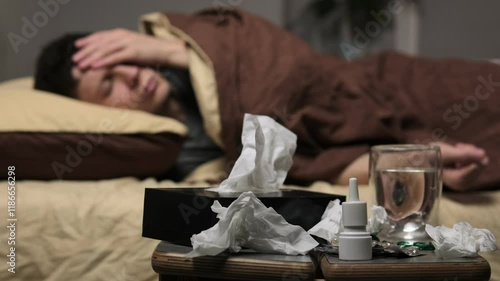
top-left (34, 9), bottom-right (495, 192)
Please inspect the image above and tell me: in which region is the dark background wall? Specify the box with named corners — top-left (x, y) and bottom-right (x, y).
top-left (0, 0), bottom-right (284, 82)
top-left (2, 0), bottom-right (500, 82)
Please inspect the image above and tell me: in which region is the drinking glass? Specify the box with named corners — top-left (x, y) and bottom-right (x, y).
top-left (369, 144), bottom-right (442, 242)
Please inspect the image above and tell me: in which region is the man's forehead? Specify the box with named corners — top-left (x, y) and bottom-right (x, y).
top-left (71, 66), bottom-right (103, 100)
top-left (72, 66), bottom-right (107, 81)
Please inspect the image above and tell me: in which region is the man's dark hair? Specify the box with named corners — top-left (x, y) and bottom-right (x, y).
top-left (34, 33), bottom-right (89, 97)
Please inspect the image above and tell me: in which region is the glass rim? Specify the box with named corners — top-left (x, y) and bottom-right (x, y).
top-left (370, 144), bottom-right (440, 152)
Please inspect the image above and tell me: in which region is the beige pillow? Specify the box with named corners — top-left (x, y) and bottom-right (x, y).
top-left (0, 78), bottom-right (187, 180)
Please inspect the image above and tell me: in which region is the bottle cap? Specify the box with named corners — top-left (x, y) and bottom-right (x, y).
top-left (349, 177), bottom-right (359, 201)
top-left (342, 178), bottom-right (367, 227)
top-left (338, 177), bottom-right (372, 260)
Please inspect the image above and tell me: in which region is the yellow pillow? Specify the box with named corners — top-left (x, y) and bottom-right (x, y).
top-left (0, 77), bottom-right (187, 180)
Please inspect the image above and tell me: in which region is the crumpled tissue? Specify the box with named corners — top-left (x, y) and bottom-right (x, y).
top-left (215, 113), bottom-right (297, 193)
top-left (308, 201), bottom-right (388, 242)
top-left (187, 191), bottom-right (319, 257)
top-left (425, 222), bottom-right (498, 258)
top-left (308, 199), bottom-right (343, 242)
top-left (366, 205), bottom-right (389, 234)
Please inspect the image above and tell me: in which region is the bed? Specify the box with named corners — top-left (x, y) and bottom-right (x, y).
top-left (0, 88), bottom-right (498, 280)
top-left (1, 9), bottom-right (499, 280)
top-left (0, 175), bottom-right (499, 281)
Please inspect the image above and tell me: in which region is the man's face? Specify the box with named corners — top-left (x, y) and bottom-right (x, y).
top-left (72, 64), bottom-right (170, 114)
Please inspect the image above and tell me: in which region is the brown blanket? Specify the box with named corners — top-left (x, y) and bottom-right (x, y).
top-left (165, 9), bottom-right (500, 190)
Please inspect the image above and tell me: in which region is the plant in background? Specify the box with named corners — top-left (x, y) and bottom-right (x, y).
top-left (287, 0), bottom-right (395, 58)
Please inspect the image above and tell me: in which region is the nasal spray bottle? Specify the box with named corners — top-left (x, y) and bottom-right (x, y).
top-left (338, 177), bottom-right (372, 260)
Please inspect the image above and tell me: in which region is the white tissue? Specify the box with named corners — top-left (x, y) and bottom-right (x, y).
top-left (187, 191), bottom-right (319, 257)
top-left (308, 202), bottom-right (388, 242)
top-left (308, 199), bottom-right (343, 242)
top-left (366, 205), bottom-right (388, 234)
top-left (216, 114), bottom-right (297, 193)
top-left (425, 222), bottom-right (498, 258)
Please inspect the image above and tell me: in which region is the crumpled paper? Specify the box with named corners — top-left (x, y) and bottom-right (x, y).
top-left (215, 114), bottom-right (297, 193)
top-left (187, 191), bottom-right (319, 257)
top-left (308, 201), bottom-right (388, 242)
top-left (366, 205), bottom-right (388, 234)
top-left (307, 199), bottom-right (343, 242)
top-left (425, 222), bottom-right (498, 258)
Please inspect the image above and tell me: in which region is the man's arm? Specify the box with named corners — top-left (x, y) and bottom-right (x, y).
top-left (72, 29), bottom-right (188, 70)
top-left (336, 142), bottom-right (489, 192)
top-left (437, 142), bottom-right (489, 192)
top-left (336, 153), bottom-right (370, 185)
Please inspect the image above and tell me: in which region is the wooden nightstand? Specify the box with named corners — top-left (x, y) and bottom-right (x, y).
top-left (319, 251), bottom-right (491, 281)
top-left (151, 241), bottom-right (318, 281)
top-left (151, 241), bottom-right (492, 281)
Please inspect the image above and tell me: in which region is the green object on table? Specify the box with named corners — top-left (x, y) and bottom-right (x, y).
top-left (397, 241), bottom-right (435, 251)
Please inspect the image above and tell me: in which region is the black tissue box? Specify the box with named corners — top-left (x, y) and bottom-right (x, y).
top-left (142, 188), bottom-right (345, 246)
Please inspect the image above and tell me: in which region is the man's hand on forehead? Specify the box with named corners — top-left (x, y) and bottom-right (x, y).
top-left (72, 29), bottom-right (189, 70)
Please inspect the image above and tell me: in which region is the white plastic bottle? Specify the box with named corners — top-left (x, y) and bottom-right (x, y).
top-left (338, 177), bottom-right (372, 260)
